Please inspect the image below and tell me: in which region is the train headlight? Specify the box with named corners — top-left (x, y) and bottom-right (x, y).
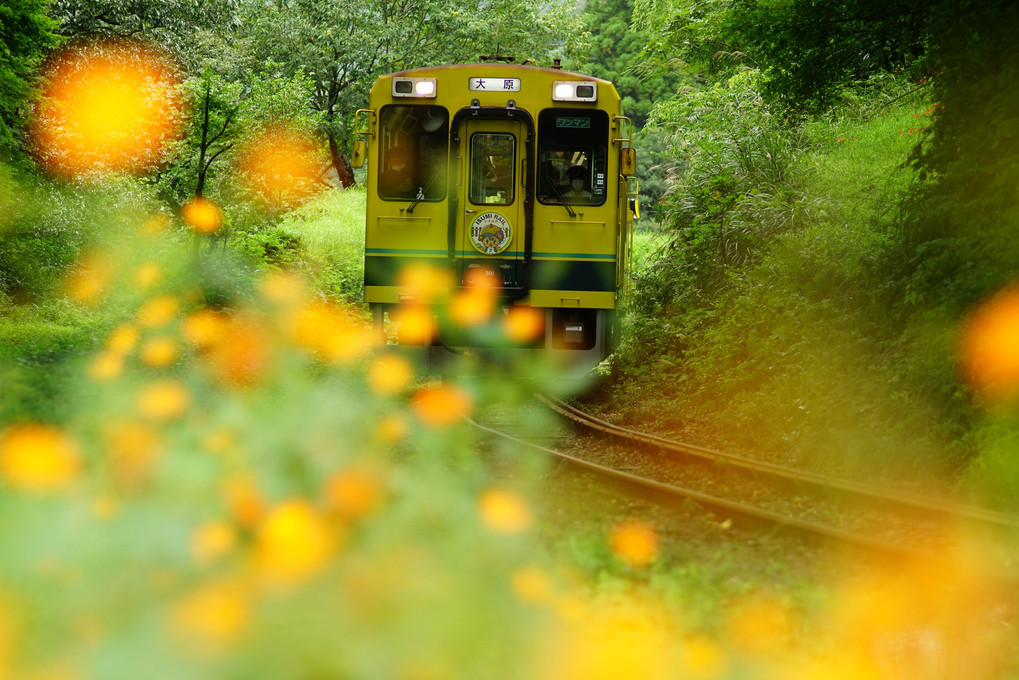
top-left (392, 77), bottom-right (437, 98)
top-left (552, 81), bottom-right (598, 102)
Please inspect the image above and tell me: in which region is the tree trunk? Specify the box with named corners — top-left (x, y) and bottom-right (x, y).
top-left (328, 130), bottom-right (355, 188)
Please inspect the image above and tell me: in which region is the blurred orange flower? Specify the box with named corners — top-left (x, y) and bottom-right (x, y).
top-left (511, 566), bottom-right (554, 604)
top-left (255, 500), bottom-right (336, 584)
top-left (204, 315), bottom-right (272, 388)
top-left (224, 476), bottom-right (265, 529)
top-left (30, 39), bottom-right (184, 178)
top-left (397, 263), bottom-right (453, 304)
top-left (236, 126), bottom-right (324, 210)
top-left (259, 270), bottom-right (306, 306)
top-left (375, 414), bottom-right (408, 444)
top-left (191, 521), bottom-right (238, 566)
top-left (449, 288), bottom-right (496, 326)
top-left (325, 467), bottom-right (387, 522)
top-left (391, 304), bottom-right (434, 345)
top-left (106, 324), bottom-right (139, 354)
top-left (182, 308), bottom-right (229, 350)
top-left (411, 384), bottom-right (471, 427)
top-left (609, 520), bottom-right (658, 568)
top-left (172, 578), bottom-right (251, 647)
top-left (961, 285), bottom-right (1019, 403)
top-left (104, 420), bottom-right (160, 488)
top-left (0, 424), bottom-right (81, 492)
top-left (368, 354), bottom-right (414, 395)
top-left (291, 299), bottom-right (371, 364)
top-left (63, 251), bottom-right (113, 305)
top-left (504, 306), bottom-right (545, 343)
top-left (138, 294), bottom-right (179, 328)
top-left (479, 488), bottom-right (532, 534)
top-left (181, 197), bottom-right (223, 235)
top-left (134, 262), bottom-right (162, 290)
top-left (140, 336), bottom-right (177, 367)
top-left (137, 380), bottom-right (190, 420)
top-left (87, 351), bottom-right (124, 381)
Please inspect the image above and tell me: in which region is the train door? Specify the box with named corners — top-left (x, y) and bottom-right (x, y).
top-left (456, 118), bottom-right (529, 290)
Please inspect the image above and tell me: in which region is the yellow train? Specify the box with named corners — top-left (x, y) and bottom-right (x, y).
top-left (355, 60), bottom-right (638, 377)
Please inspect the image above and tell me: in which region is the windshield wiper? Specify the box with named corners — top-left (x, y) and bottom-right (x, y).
top-left (406, 185), bottom-right (426, 214)
top-left (547, 181), bottom-right (576, 217)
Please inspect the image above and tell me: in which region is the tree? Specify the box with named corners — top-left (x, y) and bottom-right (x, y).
top-left (239, 0), bottom-right (586, 187)
top-left (0, 0), bottom-right (60, 161)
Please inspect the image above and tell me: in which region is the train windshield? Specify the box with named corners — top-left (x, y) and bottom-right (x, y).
top-left (536, 109), bottom-right (609, 206)
top-left (377, 105), bottom-right (449, 201)
top-left (469, 132), bottom-right (516, 206)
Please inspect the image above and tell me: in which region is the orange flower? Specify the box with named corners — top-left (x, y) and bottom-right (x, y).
top-left (138, 294), bottom-right (179, 328)
top-left (449, 288), bottom-right (496, 326)
top-left (258, 270), bottom-right (306, 306)
top-left (141, 336), bottom-right (177, 367)
top-left (224, 476), bottom-right (265, 529)
top-left (325, 467), bottom-right (387, 522)
top-left (87, 351), bottom-right (124, 381)
top-left (104, 420), bottom-right (160, 488)
top-left (181, 196), bottom-right (223, 234)
top-left (137, 380), bottom-right (190, 420)
top-left (511, 566), bottom-right (554, 604)
top-left (236, 125), bottom-right (324, 210)
top-left (503, 306), bottom-right (545, 343)
top-left (172, 578), bottom-right (250, 647)
top-left (411, 384), bottom-right (471, 427)
top-left (479, 488), bottom-right (532, 534)
top-left (191, 520), bottom-right (238, 565)
top-left (396, 263), bottom-right (453, 304)
top-left (182, 308), bottom-right (229, 350)
top-left (391, 304), bottom-right (435, 345)
top-left (292, 299), bottom-right (371, 363)
top-left (961, 285), bottom-right (1019, 403)
top-left (204, 315), bottom-right (272, 387)
top-left (106, 324), bottom-right (139, 354)
top-left (134, 262), bottom-right (162, 290)
top-left (0, 424), bottom-right (81, 492)
top-left (376, 414), bottom-right (408, 444)
top-left (367, 354), bottom-right (414, 395)
top-left (63, 251), bottom-right (113, 305)
top-left (609, 520), bottom-right (658, 568)
top-left (255, 500), bottom-right (336, 584)
top-left (29, 39), bottom-right (184, 178)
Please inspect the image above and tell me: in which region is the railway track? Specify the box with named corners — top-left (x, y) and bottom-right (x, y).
top-left (467, 395), bottom-right (1019, 570)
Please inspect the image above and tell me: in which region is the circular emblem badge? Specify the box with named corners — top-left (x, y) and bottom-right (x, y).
top-left (469, 212), bottom-right (512, 255)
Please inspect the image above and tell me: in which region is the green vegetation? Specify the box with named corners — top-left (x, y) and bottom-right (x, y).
top-left (2, 0), bottom-right (1019, 676)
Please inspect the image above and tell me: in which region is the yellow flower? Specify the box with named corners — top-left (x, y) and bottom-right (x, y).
top-left (511, 566), bottom-right (554, 604)
top-left (134, 262), bottom-right (162, 290)
top-left (376, 414), bottom-right (408, 444)
top-left (105, 324), bottom-right (139, 354)
top-left (367, 354), bottom-right (414, 395)
top-left (325, 467), bottom-right (387, 522)
top-left (104, 420), bottom-right (160, 488)
top-left (0, 424), bottom-right (81, 492)
top-left (140, 336), bottom-right (177, 367)
top-left (191, 521), bottom-right (237, 565)
top-left (258, 270), bottom-right (305, 306)
top-left (182, 308), bottom-right (229, 349)
top-left (87, 351), bottom-right (123, 381)
top-left (172, 578), bottom-right (250, 647)
top-left (609, 520), bottom-right (659, 568)
top-left (255, 500), bottom-right (336, 584)
top-left (181, 196), bottom-right (223, 234)
top-left (138, 294), bottom-right (179, 328)
top-left (479, 488), bottom-right (532, 534)
top-left (291, 300), bottom-right (371, 363)
top-left (411, 384), bottom-right (472, 428)
top-left (63, 251), bottom-right (113, 306)
top-left (224, 476), bottom-right (265, 529)
top-left (137, 380), bottom-right (190, 420)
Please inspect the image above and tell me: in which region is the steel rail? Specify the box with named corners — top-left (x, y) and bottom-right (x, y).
top-left (537, 395), bottom-right (1019, 531)
top-left (465, 415), bottom-right (941, 562)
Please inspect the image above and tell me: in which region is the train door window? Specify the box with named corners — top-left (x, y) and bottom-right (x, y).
top-left (378, 105), bottom-right (449, 201)
top-left (469, 133), bottom-right (516, 205)
top-left (536, 109), bottom-right (609, 206)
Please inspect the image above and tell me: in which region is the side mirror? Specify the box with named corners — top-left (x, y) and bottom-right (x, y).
top-left (352, 139), bottom-right (367, 169)
top-left (620, 147), bottom-right (636, 176)
top-left (629, 196), bottom-right (641, 220)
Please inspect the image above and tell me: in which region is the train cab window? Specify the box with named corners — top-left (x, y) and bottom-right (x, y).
top-left (469, 133), bottom-right (516, 206)
top-left (378, 105), bottom-right (449, 201)
top-left (537, 109), bottom-right (609, 207)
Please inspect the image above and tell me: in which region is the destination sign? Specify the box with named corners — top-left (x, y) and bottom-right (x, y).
top-left (468, 77), bottom-right (521, 92)
top-left (556, 116), bottom-right (591, 129)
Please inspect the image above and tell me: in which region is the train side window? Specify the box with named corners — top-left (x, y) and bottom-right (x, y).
top-left (378, 105), bottom-right (449, 201)
top-left (469, 133), bottom-right (516, 206)
top-left (536, 109), bottom-right (609, 206)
